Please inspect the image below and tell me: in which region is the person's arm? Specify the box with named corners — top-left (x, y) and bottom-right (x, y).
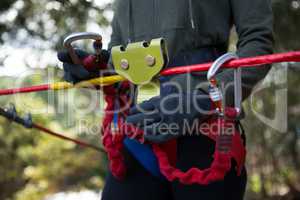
top-left (216, 0), bottom-right (274, 106)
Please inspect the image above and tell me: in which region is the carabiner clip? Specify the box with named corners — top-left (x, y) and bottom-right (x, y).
top-left (207, 53), bottom-right (241, 116)
top-left (63, 32), bottom-right (102, 65)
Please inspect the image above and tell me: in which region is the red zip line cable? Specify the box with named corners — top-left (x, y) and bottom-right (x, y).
top-left (0, 51), bottom-right (300, 96)
top-left (0, 84), bottom-right (50, 96)
top-left (161, 51), bottom-right (300, 76)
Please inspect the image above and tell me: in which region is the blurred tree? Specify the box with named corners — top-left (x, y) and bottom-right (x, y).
top-left (0, 0), bottom-right (111, 49)
top-left (273, 0), bottom-right (300, 51)
top-left (243, 1), bottom-right (300, 199)
top-left (0, 74), bottom-right (107, 200)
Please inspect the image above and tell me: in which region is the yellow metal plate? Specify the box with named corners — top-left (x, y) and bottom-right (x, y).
top-left (112, 38), bottom-right (168, 85)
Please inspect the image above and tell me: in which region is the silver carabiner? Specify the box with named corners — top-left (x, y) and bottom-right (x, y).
top-left (207, 53), bottom-right (242, 115)
top-left (207, 52), bottom-right (238, 81)
top-left (63, 32), bottom-right (102, 65)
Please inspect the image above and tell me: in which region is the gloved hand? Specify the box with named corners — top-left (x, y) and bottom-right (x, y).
top-left (57, 49), bottom-right (109, 84)
top-left (126, 84), bottom-right (212, 143)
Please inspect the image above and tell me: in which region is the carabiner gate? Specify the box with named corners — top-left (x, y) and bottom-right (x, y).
top-left (207, 53), bottom-right (241, 116)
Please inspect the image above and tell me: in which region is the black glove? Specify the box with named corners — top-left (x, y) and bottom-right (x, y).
top-left (57, 49), bottom-right (109, 84)
top-left (126, 77), bottom-right (212, 143)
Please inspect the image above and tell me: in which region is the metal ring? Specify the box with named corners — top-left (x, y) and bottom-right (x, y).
top-left (63, 32), bottom-right (102, 48)
top-left (63, 32), bottom-right (102, 65)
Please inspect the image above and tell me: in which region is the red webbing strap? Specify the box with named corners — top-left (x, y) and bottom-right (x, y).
top-left (152, 108), bottom-right (246, 185)
top-left (153, 146), bottom-right (232, 185)
top-left (101, 82), bottom-right (143, 179)
top-left (102, 99), bottom-right (246, 184)
top-left (101, 85), bottom-right (126, 179)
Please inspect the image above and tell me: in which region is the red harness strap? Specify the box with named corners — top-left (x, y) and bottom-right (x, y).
top-left (101, 84), bottom-right (127, 179)
top-left (101, 84), bottom-right (246, 185)
top-left (101, 82), bottom-right (144, 179)
top-left (152, 108), bottom-right (246, 185)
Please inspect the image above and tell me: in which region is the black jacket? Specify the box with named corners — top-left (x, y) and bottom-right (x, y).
top-left (108, 0), bottom-right (274, 105)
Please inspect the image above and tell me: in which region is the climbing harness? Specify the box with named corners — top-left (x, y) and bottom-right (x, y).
top-left (1, 32), bottom-right (300, 184)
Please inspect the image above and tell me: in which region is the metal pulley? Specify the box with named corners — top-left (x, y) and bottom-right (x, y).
top-left (112, 38), bottom-right (169, 84)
